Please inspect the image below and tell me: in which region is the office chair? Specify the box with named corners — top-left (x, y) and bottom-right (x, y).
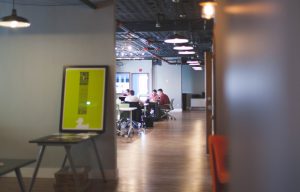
top-left (116, 102), bottom-right (145, 137)
top-left (161, 98), bottom-right (176, 120)
top-left (127, 102), bottom-right (145, 135)
top-left (208, 136), bottom-right (229, 192)
top-left (116, 103), bottom-right (130, 136)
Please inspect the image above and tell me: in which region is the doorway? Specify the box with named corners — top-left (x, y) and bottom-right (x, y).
top-left (131, 73), bottom-right (149, 96)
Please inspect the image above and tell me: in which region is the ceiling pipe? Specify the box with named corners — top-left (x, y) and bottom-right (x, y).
top-left (117, 21), bottom-right (172, 64)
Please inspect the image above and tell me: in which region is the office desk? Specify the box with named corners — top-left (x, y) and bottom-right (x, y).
top-left (119, 107), bottom-right (137, 137)
top-left (28, 133), bottom-right (106, 192)
top-left (0, 159), bottom-right (35, 192)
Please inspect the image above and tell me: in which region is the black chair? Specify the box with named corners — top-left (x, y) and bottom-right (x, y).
top-left (116, 103), bottom-right (145, 137)
top-left (148, 102), bottom-right (160, 121)
top-left (126, 102), bottom-right (143, 123)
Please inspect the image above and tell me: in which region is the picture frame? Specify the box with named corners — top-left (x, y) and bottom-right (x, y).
top-left (60, 66), bottom-right (108, 133)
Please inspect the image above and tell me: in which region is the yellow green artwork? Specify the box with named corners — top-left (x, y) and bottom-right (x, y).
top-left (61, 67), bottom-right (107, 132)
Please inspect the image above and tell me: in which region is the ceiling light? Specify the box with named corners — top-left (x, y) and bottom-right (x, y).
top-left (127, 45), bottom-right (132, 51)
top-left (173, 44), bottom-right (194, 51)
top-left (164, 34), bottom-right (189, 44)
top-left (0, 0), bottom-right (30, 28)
top-left (199, 0), bottom-right (217, 19)
top-left (187, 60), bottom-right (200, 64)
top-left (178, 51), bottom-right (196, 55)
top-left (116, 57), bottom-right (145, 60)
top-left (192, 67), bottom-right (203, 71)
top-left (189, 63), bottom-right (200, 66)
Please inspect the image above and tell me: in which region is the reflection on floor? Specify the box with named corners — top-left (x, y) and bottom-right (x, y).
top-left (0, 111), bottom-right (211, 192)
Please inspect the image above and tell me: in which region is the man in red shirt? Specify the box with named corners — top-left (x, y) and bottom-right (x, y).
top-left (158, 88), bottom-right (170, 108)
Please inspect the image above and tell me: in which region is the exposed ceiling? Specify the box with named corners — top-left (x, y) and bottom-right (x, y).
top-left (115, 0), bottom-right (214, 64)
top-left (0, 0), bottom-right (213, 64)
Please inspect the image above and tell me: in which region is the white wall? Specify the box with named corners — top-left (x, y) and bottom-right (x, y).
top-left (153, 61), bottom-right (182, 109)
top-left (116, 60), bottom-right (152, 94)
top-left (182, 65), bottom-right (205, 94)
top-left (0, 3), bottom-right (116, 179)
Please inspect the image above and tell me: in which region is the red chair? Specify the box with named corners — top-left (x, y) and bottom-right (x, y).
top-left (208, 135), bottom-right (229, 192)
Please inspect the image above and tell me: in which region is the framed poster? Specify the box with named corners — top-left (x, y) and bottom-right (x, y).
top-left (60, 66), bottom-right (108, 133)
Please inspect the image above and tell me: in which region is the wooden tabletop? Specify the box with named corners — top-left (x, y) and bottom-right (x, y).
top-left (119, 107), bottom-right (137, 111)
top-left (29, 133), bottom-right (99, 145)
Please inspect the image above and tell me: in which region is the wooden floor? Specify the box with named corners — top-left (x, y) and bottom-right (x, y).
top-left (0, 111), bottom-right (211, 192)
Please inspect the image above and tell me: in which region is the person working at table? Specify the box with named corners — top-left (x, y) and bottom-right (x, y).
top-left (157, 88), bottom-right (170, 109)
top-left (149, 89), bottom-right (159, 102)
top-left (125, 90), bottom-right (143, 106)
top-left (123, 89), bottom-right (130, 96)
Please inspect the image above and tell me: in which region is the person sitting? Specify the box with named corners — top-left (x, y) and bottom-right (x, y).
top-left (157, 88), bottom-right (170, 109)
top-left (122, 89), bottom-right (130, 96)
top-left (125, 90), bottom-right (143, 106)
top-left (149, 89), bottom-right (159, 102)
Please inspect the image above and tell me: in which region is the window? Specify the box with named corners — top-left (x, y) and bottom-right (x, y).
top-left (116, 72), bottom-right (130, 94)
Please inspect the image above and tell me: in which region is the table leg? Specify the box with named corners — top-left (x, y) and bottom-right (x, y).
top-left (61, 154), bottom-right (68, 169)
top-left (15, 168), bottom-right (26, 192)
top-left (64, 145), bottom-right (80, 192)
top-left (127, 111), bottom-right (133, 137)
top-left (28, 145), bottom-right (46, 192)
top-left (91, 138), bottom-right (106, 182)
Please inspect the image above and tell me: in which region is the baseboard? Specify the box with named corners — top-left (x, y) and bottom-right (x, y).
top-left (2, 168), bottom-right (119, 180)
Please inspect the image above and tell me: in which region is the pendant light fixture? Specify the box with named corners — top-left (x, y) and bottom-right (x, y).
top-left (0, 0), bottom-right (30, 28)
top-left (178, 50), bottom-right (196, 55)
top-left (173, 44), bottom-right (194, 51)
top-left (189, 63), bottom-right (200, 66)
top-left (187, 60), bottom-right (200, 65)
top-left (164, 1), bottom-right (189, 44)
top-left (192, 66), bottom-right (203, 71)
top-left (164, 33), bottom-right (189, 44)
top-left (199, 0), bottom-right (217, 20)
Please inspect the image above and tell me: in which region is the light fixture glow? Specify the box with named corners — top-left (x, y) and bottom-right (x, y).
top-left (192, 67), bottom-right (203, 70)
top-left (173, 45), bottom-right (194, 51)
top-left (199, 1), bottom-right (217, 19)
top-left (189, 63), bottom-right (200, 66)
top-left (127, 45), bottom-right (132, 51)
top-left (178, 51), bottom-right (196, 55)
top-left (0, 1), bottom-right (30, 29)
top-left (187, 60), bottom-right (200, 64)
top-left (164, 34), bottom-right (189, 44)
top-left (116, 57), bottom-right (145, 60)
